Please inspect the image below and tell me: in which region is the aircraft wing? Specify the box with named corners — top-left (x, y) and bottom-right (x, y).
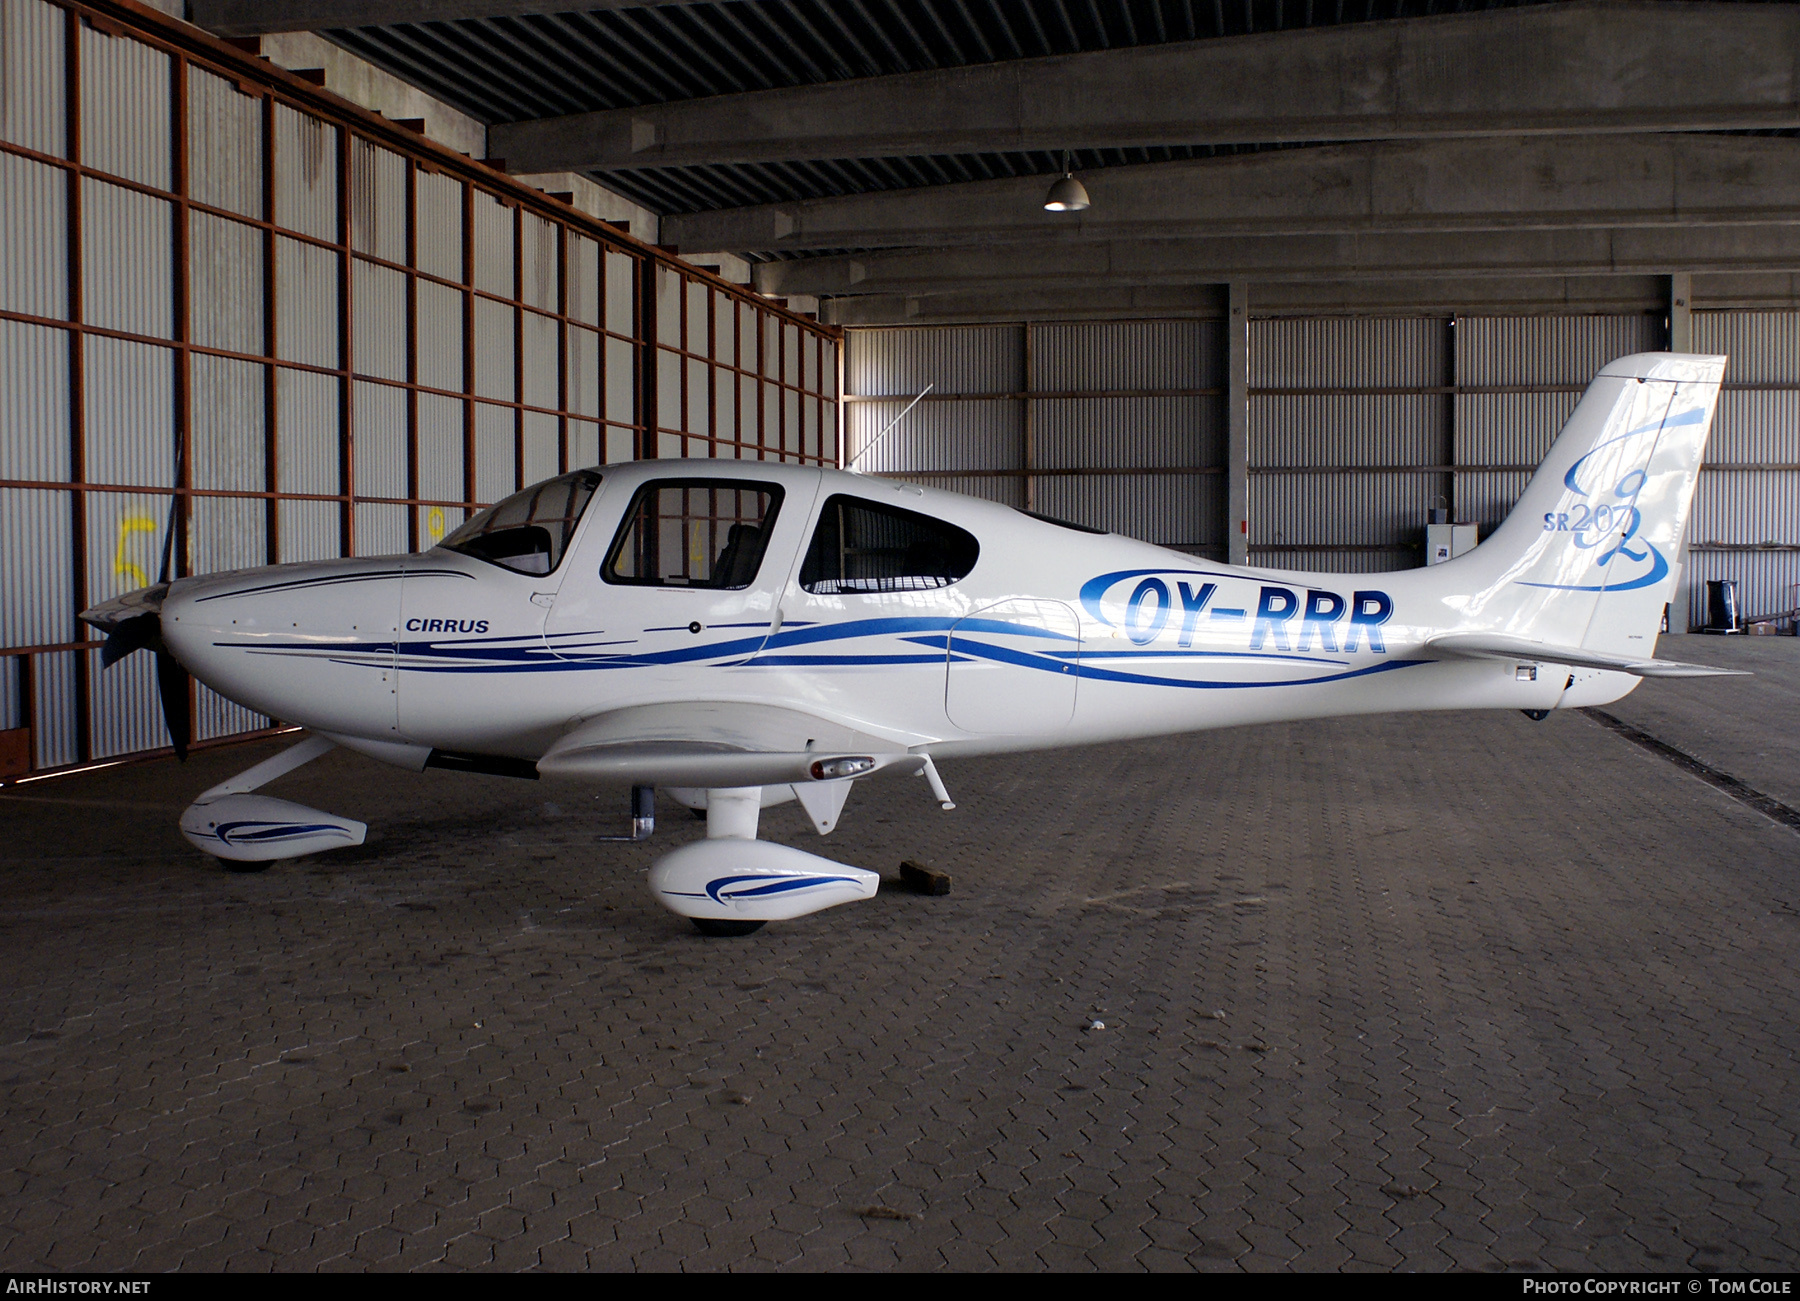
top-left (536, 701), bottom-right (922, 786)
top-left (1426, 633), bottom-right (1750, 679)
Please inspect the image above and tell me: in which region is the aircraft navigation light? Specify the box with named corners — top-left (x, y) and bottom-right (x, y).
top-left (811, 757), bottom-right (877, 781)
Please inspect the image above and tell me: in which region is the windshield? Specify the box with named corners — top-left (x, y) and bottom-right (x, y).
top-left (440, 470), bottom-right (602, 576)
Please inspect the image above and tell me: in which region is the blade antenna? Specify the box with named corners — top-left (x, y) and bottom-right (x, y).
top-left (847, 383), bottom-right (933, 472)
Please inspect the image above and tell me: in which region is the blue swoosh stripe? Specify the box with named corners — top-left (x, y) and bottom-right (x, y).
top-left (1563, 406), bottom-right (1704, 496)
top-left (215, 820), bottom-right (353, 844)
top-left (764, 616), bottom-right (1077, 649)
top-left (224, 613), bottom-right (1421, 688)
top-left (1037, 648), bottom-right (1350, 667)
top-left (1067, 657), bottom-right (1430, 690)
top-left (1515, 541), bottom-right (1671, 593)
top-left (704, 873), bottom-right (862, 903)
top-left (236, 615), bottom-right (1080, 675)
top-left (741, 654), bottom-right (949, 666)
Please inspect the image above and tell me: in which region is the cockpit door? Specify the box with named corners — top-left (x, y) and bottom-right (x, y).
top-left (544, 474), bottom-right (817, 680)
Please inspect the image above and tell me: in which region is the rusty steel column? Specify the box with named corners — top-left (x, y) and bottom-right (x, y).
top-left (635, 254), bottom-right (657, 461)
top-left (337, 118), bottom-right (354, 557)
top-left (1226, 282), bottom-right (1250, 567)
top-left (403, 157), bottom-right (420, 551)
top-left (65, 5), bottom-right (90, 764)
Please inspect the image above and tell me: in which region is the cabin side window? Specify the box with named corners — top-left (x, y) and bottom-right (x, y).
top-left (602, 479), bottom-right (784, 589)
top-left (440, 469), bottom-right (602, 575)
top-left (799, 494), bottom-right (979, 595)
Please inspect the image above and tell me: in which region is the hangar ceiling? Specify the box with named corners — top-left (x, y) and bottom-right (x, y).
top-left (184, 0), bottom-right (1800, 321)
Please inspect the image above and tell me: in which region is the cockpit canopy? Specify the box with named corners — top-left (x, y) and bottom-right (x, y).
top-left (439, 469), bottom-right (602, 575)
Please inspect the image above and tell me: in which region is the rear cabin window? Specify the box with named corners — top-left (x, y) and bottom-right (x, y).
top-left (603, 480), bottom-right (783, 589)
top-left (440, 469), bottom-right (601, 575)
top-left (799, 494), bottom-right (979, 595)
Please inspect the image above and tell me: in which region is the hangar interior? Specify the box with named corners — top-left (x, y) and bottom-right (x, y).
top-left (3, 0), bottom-right (1799, 780)
top-left (1, 0), bottom-right (1799, 1275)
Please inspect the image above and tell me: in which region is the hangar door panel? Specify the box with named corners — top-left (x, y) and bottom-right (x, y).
top-left (945, 598), bottom-right (1080, 735)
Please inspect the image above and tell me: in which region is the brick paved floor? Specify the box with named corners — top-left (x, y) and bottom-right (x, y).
top-left (0, 646), bottom-right (1796, 1271)
top-left (1605, 636), bottom-right (1800, 811)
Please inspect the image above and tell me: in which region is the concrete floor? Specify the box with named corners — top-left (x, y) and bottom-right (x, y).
top-left (0, 637), bottom-right (1796, 1272)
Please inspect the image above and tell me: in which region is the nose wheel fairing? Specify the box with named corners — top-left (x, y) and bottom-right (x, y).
top-left (177, 734), bottom-right (367, 865)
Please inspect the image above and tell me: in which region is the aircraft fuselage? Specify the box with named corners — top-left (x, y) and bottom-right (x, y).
top-left (159, 459), bottom-right (1607, 768)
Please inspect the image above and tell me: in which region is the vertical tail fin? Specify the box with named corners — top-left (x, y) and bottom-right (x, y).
top-left (1447, 352), bottom-right (1725, 653)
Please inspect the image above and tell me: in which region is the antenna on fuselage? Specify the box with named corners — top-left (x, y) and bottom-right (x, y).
top-left (847, 383), bottom-right (933, 473)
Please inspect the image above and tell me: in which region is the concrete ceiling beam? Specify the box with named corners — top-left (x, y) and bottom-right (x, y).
top-left (756, 225), bottom-right (1800, 297)
top-left (820, 276), bottom-right (1687, 325)
top-left (490, 2), bottom-right (1800, 173)
top-left (665, 134), bottom-right (1800, 252)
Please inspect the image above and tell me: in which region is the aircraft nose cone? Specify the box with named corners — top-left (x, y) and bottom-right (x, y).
top-left (154, 556), bottom-right (408, 735)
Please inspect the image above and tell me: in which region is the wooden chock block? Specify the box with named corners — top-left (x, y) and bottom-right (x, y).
top-left (899, 860), bottom-right (951, 896)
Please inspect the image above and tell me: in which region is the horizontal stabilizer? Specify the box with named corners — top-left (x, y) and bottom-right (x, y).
top-left (1427, 633), bottom-right (1750, 679)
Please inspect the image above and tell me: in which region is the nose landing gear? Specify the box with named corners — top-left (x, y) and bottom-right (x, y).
top-left (178, 734), bottom-right (366, 867)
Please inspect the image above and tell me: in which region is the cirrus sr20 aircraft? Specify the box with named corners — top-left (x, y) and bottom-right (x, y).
top-left (83, 353), bottom-right (1742, 936)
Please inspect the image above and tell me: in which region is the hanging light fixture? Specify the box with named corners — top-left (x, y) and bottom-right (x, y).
top-left (1043, 150), bottom-right (1090, 212)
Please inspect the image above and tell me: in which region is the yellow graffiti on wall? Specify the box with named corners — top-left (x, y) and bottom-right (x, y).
top-left (427, 507), bottom-right (446, 543)
top-left (113, 515), bottom-right (159, 591)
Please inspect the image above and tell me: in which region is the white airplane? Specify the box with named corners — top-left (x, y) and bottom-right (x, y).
top-left (82, 352), bottom-right (1742, 936)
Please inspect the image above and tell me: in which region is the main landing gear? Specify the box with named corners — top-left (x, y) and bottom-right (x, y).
top-left (647, 786), bottom-right (880, 937)
top-left (646, 757), bottom-right (957, 938)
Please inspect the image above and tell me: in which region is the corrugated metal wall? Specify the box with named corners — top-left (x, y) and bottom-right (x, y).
top-left (1691, 311), bottom-right (1800, 624)
top-left (843, 321), bottom-right (1224, 550)
top-left (1248, 315), bottom-right (1674, 573)
top-left (1250, 317), bottom-right (1448, 572)
top-left (0, 0), bottom-right (840, 780)
top-left (849, 310), bottom-right (1797, 626)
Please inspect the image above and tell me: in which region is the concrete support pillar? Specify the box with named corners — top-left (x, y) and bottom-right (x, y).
top-left (1226, 282), bottom-right (1250, 566)
top-left (1668, 272), bottom-right (1694, 633)
top-left (1669, 272), bottom-right (1693, 350)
